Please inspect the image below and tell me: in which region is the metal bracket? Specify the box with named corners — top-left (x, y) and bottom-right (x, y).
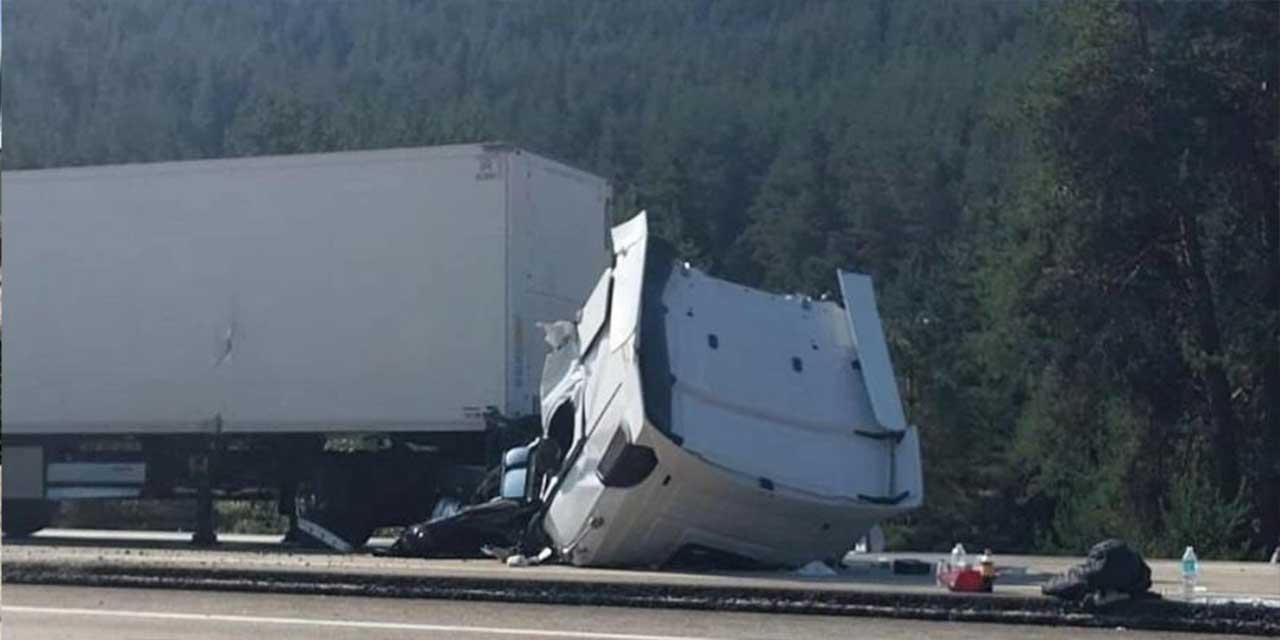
top-left (857, 490), bottom-right (912, 506)
top-left (853, 428), bottom-right (906, 444)
top-left (853, 427), bottom-right (908, 503)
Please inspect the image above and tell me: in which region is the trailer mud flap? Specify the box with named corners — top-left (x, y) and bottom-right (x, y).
top-left (295, 516), bottom-right (354, 552)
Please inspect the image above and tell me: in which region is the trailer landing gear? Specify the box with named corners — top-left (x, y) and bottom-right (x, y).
top-left (191, 452), bottom-right (218, 546)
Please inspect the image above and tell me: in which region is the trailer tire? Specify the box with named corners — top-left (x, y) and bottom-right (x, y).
top-left (2, 499), bottom-right (58, 538)
top-left (293, 464), bottom-right (376, 551)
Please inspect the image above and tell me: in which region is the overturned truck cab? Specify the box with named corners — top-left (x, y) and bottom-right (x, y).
top-left (536, 212), bottom-right (923, 568)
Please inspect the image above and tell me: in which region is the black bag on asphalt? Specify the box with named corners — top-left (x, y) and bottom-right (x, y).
top-left (380, 498), bottom-right (540, 559)
top-left (1042, 538), bottom-right (1153, 601)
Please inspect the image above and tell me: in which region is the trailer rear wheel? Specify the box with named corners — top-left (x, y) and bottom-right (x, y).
top-left (2, 500), bottom-right (58, 538)
top-left (293, 464), bottom-right (376, 551)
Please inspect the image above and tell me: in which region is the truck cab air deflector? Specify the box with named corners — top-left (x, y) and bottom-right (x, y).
top-left (637, 238), bottom-right (679, 438)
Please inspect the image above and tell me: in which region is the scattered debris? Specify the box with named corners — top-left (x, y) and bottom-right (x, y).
top-left (379, 498), bottom-right (540, 559)
top-left (480, 545), bottom-right (514, 562)
top-left (1196, 596), bottom-right (1280, 608)
top-left (1042, 539), bottom-right (1156, 604)
top-left (853, 526), bottom-right (886, 554)
top-left (936, 561), bottom-right (994, 593)
top-left (795, 561), bottom-right (839, 577)
top-left (936, 543), bottom-right (997, 592)
top-left (976, 548), bottom-right (998, 583)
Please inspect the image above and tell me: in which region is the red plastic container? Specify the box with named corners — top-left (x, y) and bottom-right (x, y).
top-left (935, 563), bottom-right (994, 593)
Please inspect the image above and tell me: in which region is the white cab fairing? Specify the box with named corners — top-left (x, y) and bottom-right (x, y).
top-left (539, 212), bottom-right (923, 568)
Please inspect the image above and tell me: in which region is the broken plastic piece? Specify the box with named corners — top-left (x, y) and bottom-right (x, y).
top-left (795, 561), bottom-right (838, 577)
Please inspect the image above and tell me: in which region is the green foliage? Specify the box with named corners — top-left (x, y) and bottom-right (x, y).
top-left (57, 499), bottom-right (195, 531)
top-left (54, 499), bottom-right (287, 535)
top-left (979, 0), bottom-right (1279, 558)
top-left (1024, 391), bottom-right (1148, 554)
top-left (216, 500), bottom-right (289, 535)
top-left (1154, 448), bottom-right (1251, 560)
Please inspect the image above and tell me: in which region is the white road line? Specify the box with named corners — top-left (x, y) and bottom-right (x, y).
top-left (2, 605), bottom-right (731, 640)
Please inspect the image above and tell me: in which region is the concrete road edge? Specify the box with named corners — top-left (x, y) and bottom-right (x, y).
top-left (4, 559), bottom-right (1277, 636)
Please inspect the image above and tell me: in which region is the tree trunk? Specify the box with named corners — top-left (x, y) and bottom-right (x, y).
top-left (1257, 136), bottom-right (1280, 550)
top-left (1178, 207), bottom-right (1239, 499)
top-left (1262, 201), bottom-right (1280, 550)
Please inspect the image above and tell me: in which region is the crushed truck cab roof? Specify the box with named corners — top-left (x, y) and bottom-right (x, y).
top-left (538, 212), bottom-right (923, 569)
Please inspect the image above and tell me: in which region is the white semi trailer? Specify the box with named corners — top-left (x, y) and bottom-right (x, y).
top-left (1, 143), bottom-right (611, 546)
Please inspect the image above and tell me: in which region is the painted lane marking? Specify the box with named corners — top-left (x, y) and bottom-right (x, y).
top-left (2, 605), bottom-right (731, 640)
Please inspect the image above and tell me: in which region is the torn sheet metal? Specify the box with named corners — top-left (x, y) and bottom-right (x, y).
top-left (537, 211), bottom-right (923, 569)
top-left (381, 433), bottom-right (568, 559)
top-left (381, 498), bottom-right (539, 558)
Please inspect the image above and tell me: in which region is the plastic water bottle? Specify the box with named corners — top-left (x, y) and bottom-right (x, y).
top-left (950, 543), bottom-right (968, 569)
top-left (1180, 546), bottom-right (1199, 597)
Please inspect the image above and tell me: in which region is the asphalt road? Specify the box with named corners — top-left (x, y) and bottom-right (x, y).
top-left (11, 529), bottom-right (1280, 603)
top-left (0, 585), bottom-right (1256, 640)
